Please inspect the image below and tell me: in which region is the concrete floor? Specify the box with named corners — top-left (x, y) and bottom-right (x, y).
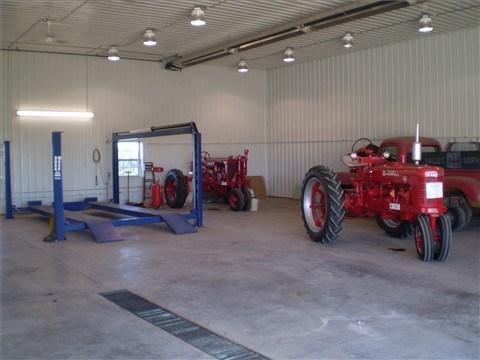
top-left (2, 197), bottom-right (479, 359)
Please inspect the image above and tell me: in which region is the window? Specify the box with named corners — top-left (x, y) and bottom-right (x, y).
top-left (118, 141), bottom-right (143, 176)
top-left (421, 146), bottom-right (439, 153)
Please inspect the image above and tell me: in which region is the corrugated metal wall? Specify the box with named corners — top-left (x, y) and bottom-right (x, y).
top-left (2, 26), bottom-right (479, 210)
top-left (1, 52), bottom-right (266, 208)
top-left (267, 27), bottom-right (480, 197)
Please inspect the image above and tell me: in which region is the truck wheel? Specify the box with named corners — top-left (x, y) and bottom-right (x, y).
top-left (301, 166), bottom-right (345, 244)
top-left (414, 215), bottom-right (433, 262)
top-left (164, 169), bottom-right (188, 208)
top-left (447, 205), bottom-right (467, 232)
top-left (433, 214), bottom-right (452, 262)
top-left (375, 214), bottom-right (413, 238)
top-left (229, 188), bottom-right (245, 211)
top-left (459, 197), bottom-right (473, 227)
top-left (241, 185), bottom-right (252, 211)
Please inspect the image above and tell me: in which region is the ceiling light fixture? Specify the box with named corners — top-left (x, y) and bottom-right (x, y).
top-left (283, 48), bottom-right (295, 63)
top-left (418, 14), bottom-right (433, 33)
top-left (237, 59), bottom-right (248, 73)
top-left (342, 32), bottom-right (354, 48)
top-left (191, 6), bottom-right (206, 26)
top-left (143, 29), bottom-right (157, 46)
top-left (107, 46), bottom-right (120, 61)
top-left (17, 110), bottom-right (94, 118)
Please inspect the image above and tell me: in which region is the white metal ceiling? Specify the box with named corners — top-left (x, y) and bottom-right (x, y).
top-left (2, 0), bottom-right (479, 70)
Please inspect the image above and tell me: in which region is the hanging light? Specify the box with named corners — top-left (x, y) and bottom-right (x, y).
top-left (237, 59), bottom-right (248, 73)
top-left (418, 14), bottom-right (433, 33)
top-left (191, 6), bottom-right (206, 26)
top-left (342, 33), bottom-right (354, 48)
top-left (143, 29), bottom-right (157, 46)
top-left (283, 48), bottom-right (295, 63)
top-left (107, 46), bottom-right (120, 61)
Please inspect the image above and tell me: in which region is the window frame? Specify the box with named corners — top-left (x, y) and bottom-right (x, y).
top-left (117, 140), bottom-right (143, 177)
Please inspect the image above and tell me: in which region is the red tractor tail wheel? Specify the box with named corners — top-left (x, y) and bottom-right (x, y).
top-left (301, 166), bottom-right (345, 244)
top-left (433, 214), bottom-right (452, 262)
top-left (164, 169), bottom-right (188, 208)
top-left (228, 187), bottom-right (245, 211)
top-left (375, 214), bottom-right (413, 238)
top-left (414, 215), bottom-right (433, 262)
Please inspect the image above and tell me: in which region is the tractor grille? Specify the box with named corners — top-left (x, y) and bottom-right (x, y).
top-left (100, 290), bottom-right (268, 360)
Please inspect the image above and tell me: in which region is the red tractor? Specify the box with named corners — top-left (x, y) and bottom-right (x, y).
top-left (164, 149), bottom-right (253, 211)
top-left (301, 128), bottom-right (452, 262)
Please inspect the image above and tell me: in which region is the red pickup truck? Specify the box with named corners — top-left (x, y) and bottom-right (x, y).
top-left (338, 137), bottom-right (480, 232)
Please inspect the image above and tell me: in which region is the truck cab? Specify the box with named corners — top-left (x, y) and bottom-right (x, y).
top-left (378, 136), bottom-right (441, 163)
top-left (377, 136), bottom-right (479, 231)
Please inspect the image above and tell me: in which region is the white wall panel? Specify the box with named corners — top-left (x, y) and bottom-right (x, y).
top-left (2, 26), bottom-right (479, 210)
top-left (2, 52), bottom-right (266, 209)
top-left (267, 27), bottom-right (480, 197)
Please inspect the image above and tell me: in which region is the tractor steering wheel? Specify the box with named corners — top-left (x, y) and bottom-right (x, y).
top-left (201, 151), bottom-right (211, 162)
top-left (351, 138), bottom-right (374, 154)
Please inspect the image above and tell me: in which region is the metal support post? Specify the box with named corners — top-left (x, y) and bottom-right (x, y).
top-left (51, 132), bottom-right (66, 241)
top-left (193, 132), bottom-right (203, 227)
top-left (112, 140), bottom-right (119, 203)
top-left (4, 141), bottom-right (13, 219)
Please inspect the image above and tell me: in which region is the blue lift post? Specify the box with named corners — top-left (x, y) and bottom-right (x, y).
top-left (9, 123), bottom-right (201, 243)
top-left (52, 132), bottom-right (66, 241)
top-left (112, 122), bottom-right (203, 228)
top-left (4, 141), bottom-right (13, 219)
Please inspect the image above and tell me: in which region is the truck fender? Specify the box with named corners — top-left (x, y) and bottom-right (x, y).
top-left (444, 176), bottom-right (480, 208)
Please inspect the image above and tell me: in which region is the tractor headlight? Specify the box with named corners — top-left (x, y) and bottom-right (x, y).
top-left (383, 151), bottom-right (390, 159)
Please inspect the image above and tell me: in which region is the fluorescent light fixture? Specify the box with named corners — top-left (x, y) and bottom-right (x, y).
top-left (237, 59), bottom-right (248, 73)
top-left (283, 47), bottom-right (295, 63)
top-left (418, 14), bottom-right (433, 33)
top-left (143, 29), bottom-right (157, 46)
top-left (108, 46), bottom-right (120, 61)
top-left (191, 6), bottom-right (206, 26)
top-left (17, 110), bottom-right (94, 118)
top-left (342, 32), bottom-right (354, 48)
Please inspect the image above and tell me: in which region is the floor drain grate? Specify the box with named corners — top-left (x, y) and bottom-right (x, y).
top-left (100, 289), bottom-right (268, 360)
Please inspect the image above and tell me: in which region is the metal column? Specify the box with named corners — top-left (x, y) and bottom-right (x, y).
top-left (193, 132), bottom-right (203, 227)
top-left (51, 132), bottom-right (66, 241)
top-left (4, 141), bottom-right (13, 219)
top-left (112, 140), bottom-right (119, 203)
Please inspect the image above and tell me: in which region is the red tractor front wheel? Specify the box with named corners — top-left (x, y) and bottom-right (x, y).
top-left (301, 166), bottom-right (345, 244)
top-left (241, 185), bottom-right (252, 211)
top-left (433, 214), bottom-right (452, 262)
top-left (414, 215), bottom-right (433, 262)
top-left (228, 187), bottom-right (245, 211)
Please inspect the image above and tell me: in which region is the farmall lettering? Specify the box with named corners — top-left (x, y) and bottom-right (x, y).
top-left (301, 126), bottom-right (452, 263)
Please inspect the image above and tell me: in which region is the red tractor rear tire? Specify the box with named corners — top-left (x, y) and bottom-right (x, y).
top-left (414, 215), bottom-right (433, 262)
top-left (375, 214), bottom-right (413, 238)
top-left (229, 187), bottom-right (245, 211)
top-left (301, 166), bottom-right (345, 244)
top-left (164, 169), bottom-right (188, 208)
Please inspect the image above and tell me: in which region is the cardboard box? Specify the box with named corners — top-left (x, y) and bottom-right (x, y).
top-left (246, 176), bottom-right (267, 198)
